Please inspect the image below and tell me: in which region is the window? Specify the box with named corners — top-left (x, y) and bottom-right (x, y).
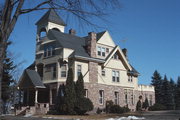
top-left (102, 69), bottom-right (106, 76)
top-left (112, 70), bottom-right (120, 82)
top-left (97, 46), bottom-right (106, 57)
top-left (85, 89), bottom-right (88, 98)
top-left (149, 95), bottom-right (153, 106)
top-left (52, 65), bottom-right (56, 79)
top-left (97, 46), bottom-right (101, 56)
top-left (99, 90), bottom-right (104, 105)
top-left (130, 90), bottom-right (134, 105)
top-left (44, 46), bottom-right (55, 58)
top-left (102, 47), bottom-right (105, 57)
top-left (77, 65), bottom-right (82, 77)
top-left (61, 64), bottom-right (67, 77)
top-left (106, 48), bottom-right (109, 53)
top-left (114, 92), bottom-right (119, 105)
top-left (124, 89), bottom-right (128, 104)
top-left (128, 76), bottom-right (133, 82)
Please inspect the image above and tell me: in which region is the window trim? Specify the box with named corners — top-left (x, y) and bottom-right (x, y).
top-left (99, 90), bottom-right (104, 105)
top-left (61, 64), bottom-right (67, 78)
top-left (112, 70), bottom-right (120, 82)
top-left (77, 64), bottom-right (82, 77)
top-left (101, 69), bottom-right (106, 76)
top-left (114, 92), bottom-right (119, 105)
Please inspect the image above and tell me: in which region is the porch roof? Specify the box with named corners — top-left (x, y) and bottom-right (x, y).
top-left (18, 69), bottom-right (46, 89)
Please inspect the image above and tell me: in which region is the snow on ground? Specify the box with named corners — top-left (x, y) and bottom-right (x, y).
top-left (106, 116), bottom-right (145, 120)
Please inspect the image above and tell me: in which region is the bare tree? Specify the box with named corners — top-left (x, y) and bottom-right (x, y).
top-left (0, 0), bottom-right (120, 114)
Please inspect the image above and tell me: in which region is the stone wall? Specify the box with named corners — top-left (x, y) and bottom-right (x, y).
top-left (84, 83), bottom-right (140, 111)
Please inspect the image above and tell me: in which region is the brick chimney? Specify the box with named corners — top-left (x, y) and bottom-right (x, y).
top-left (122, 48), bottom-right (128, 60)
top-left (69, 29), bottom-right (76, 35)
top-left (87, 32), bottom-right (97, 58)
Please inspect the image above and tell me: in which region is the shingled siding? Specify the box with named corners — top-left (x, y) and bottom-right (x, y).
top-left (84, 83), bottom-right (139, 111)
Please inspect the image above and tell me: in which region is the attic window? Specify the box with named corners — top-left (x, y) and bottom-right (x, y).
top-left (112, 52), bottom-right (119, 60)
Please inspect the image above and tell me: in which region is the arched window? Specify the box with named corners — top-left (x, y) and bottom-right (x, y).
top-left (52, 28), bottom-right (60, 32)
top-left (39, 28), bottom-right (47, 38)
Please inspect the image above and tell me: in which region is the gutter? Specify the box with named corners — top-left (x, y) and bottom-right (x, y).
top-left (74, 55), bottom-right (105, 63)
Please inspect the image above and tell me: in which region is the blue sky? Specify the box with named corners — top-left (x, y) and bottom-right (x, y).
top-left (9, 0), bottom-right (180, 84)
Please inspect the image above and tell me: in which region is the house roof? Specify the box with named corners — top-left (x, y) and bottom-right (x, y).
top-left (49, 29), bottom-right (90, 58)
top-left (18, 69), bottom-right (46, 89)
top-left (83, 31), bottom-right (106, 41)
top-left (36, 9), bottom-right (66, 26)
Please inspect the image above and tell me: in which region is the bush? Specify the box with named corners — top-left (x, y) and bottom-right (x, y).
top-left (109, 105), bottom-right (130, 114)
top-left (74, 97), bottom-right (94, 115)
top-left (105, 100), bottom-right (114, 113)
top-left (148, 103), bottom-right (166, 111)
top-left (96, 107), bottom-right (102, 114)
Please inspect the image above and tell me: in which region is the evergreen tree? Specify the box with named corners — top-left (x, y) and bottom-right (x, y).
top-left (151, 70), bottom-right (163, 104)
top-left (2, 52), bottom-right (15, 113)
top-left (75, 73), bottom-right (85, 98)
top-left (175, 77), bottom-right (180, 109)
top-left (64, 68), bottom-right (76, 114)
top-left (143, 98), bottom-right (149, 110)
top-left (169, 78), bottom-right (176, 110)
top-left (74, 73), bottom-right (93, 114)
top-left (161, 75), bottom-right (173, 110)
top-left (136, 100), bottom-right (142, 111)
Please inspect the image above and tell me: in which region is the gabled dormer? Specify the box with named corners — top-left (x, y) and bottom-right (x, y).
top-left (36, 9), bottom-right (66, 42)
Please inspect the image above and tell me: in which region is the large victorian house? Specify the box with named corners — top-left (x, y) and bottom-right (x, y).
top-left (17, 9), bottom-right (155, 115)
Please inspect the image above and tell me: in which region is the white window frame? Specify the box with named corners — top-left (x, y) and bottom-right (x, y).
top-left (77, 64), bottom-right (82, 77)
top-left (112, 70), bottom-right (120, 82)
top-left (99, 90), bottom-right (104, 105)
top-left (61, 64), bottom-right (67, 78)
top-left (114, 92), bottom-right (119, 105)
top-left (128, 76), bottom-right (133, 82)
top-left (97, 46), bottom-right (106, 57)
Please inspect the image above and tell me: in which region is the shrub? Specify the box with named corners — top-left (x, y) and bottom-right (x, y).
top-left (109, 105), bottom-right (130, 114)
top-left (74, 97), bottom-right (94, 115)
top-left (105, 100), bottom-right (114, 113)
top-left (96, 107), bottom-right (102, 114)
top-left (148, 103), bottom-right (166, 111)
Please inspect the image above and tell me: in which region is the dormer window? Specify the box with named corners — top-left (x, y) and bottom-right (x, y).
top-left (44, 46), bottom-right (55, 58)
top-left (97, 46), bottom-right (106, 57)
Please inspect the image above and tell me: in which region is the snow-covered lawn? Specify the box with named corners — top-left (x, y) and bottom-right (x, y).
top-left (106, 116), bottom-right (145, 120)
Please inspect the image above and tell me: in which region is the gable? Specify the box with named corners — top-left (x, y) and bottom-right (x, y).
top-left (103, 46), bottom-right (132, 71)
top-left (97, 31), bottom-right (115, 47)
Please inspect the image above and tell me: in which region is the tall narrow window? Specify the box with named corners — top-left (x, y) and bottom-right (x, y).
top-left (102, 47), bottom-right (105, 57)
top-left (99, 90), bottom-right (104, 105)
top-left (97, 46), bottom-right (101, 56)
top-left (61, 64), bottom-right (67, 77)
top-left (128, 76), bottom-right (133, 82)
top-left (52, 65), bottom-right (56, 79)
top-left (149, 95), bottom-right (153, 106)
top-left (124, 89), bottom-right (128, 104)
top-left (130, 90), bottom-right (134, 105)
top-left (114, 92), bottom-right (119, 105)
top-left (85, 89), bottom-right (88, 98)
top-left (77, 65), bottom-right (82, 77)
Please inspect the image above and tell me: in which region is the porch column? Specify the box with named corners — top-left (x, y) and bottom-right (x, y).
top-left (49, 88), bottom-right (52, 105)
top-left (35, 89), bottom-right (38, 103)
